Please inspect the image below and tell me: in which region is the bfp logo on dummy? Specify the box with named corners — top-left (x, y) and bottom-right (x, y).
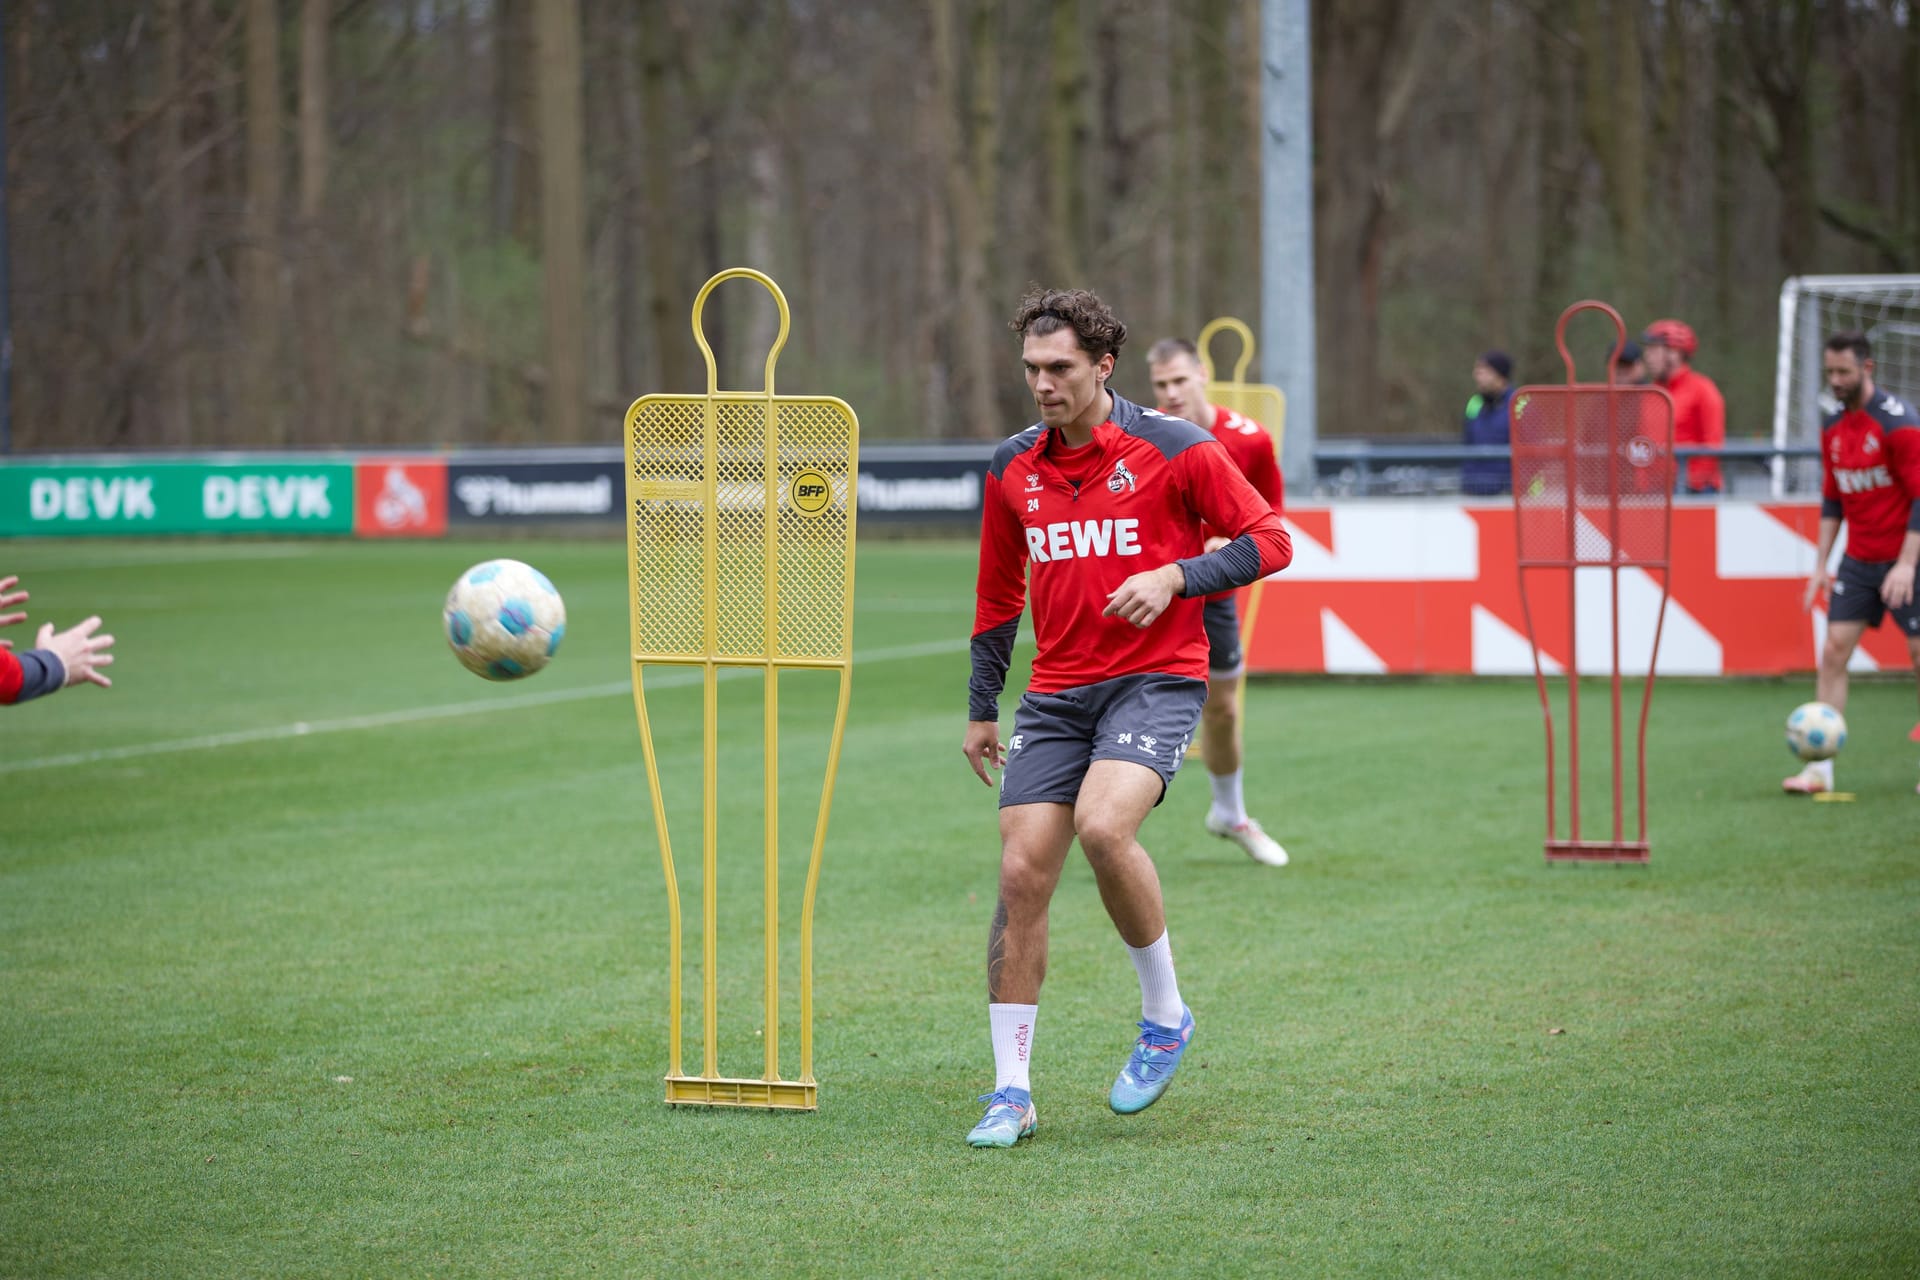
top-left (0, 462), bottom-right (355, 535)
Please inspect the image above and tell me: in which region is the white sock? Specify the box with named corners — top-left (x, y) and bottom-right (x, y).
top-left (1126, 932), bottom-right (1184, 1028)
top-left (1208, 769), bottom-right (1247, 825)
top-left (989, 1003), bottom-right (1037, 1092)
top-left (1809, 758), bottom-right (1835, 785)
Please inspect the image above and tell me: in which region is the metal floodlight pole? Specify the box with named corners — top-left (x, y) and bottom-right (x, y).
top-left (1262, 0), bottom-right (1316, 493)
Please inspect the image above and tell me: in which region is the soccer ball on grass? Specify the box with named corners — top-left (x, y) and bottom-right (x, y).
top-left (1784, 701), bottom-right (1846, 762)
top-left (444, 559), bottom-right (566, 680)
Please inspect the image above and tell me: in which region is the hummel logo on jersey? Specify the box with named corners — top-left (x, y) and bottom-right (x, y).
top-left (1834, 464), bottom-right (1893, 493)
top-left (1108, 458), bottom-right (1137, 494)
top-left (1025, 473), bottom-right (1042, 492)
top-left (1025, 518), bottom-right (1143, 562)
top-left (1863, 434), bottom-right (1880, 454)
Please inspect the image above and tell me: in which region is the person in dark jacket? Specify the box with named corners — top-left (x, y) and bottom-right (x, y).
top-left (1461, 350), bottom-right (1514, 495)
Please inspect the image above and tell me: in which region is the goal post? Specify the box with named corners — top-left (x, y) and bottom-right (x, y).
top-left (1775, 275), bottom-right (1920, 496)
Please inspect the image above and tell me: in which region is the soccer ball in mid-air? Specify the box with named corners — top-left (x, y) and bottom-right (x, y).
top-left (1784, 701), bottom-right (1847, 762)
top-left (444, 559), bottom-right (566, 680)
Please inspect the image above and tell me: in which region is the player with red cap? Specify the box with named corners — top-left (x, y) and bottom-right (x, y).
top-left (1641, 319), bottom-right (1726, 495)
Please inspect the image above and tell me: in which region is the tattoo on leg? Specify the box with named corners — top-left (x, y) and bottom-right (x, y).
top-left (987, 897), bottom-right (1009, 1002)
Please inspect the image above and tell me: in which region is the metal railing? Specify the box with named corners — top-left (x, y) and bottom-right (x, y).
top-left (1311, 440), bottom-right (1821, 499)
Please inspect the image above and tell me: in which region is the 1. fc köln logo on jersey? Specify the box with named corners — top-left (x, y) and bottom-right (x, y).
top-left (1108, 458), bottom-right (1137, 494)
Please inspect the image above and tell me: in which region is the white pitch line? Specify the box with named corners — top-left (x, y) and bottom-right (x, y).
top-left (1, 636), bottom-right (982, 776)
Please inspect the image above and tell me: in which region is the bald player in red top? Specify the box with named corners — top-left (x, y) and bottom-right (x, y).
top-left (1641, 319), bottom-right (1726, 495)
top-left (960, 287), bottom-right (1291, 1147)
top-left (1147, 337), bottom-right (1289, 867)
top-left (1782, 331), bottom-right (1920, 796)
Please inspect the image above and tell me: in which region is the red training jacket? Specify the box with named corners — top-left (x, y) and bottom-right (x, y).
top-left (1207, 405), bottom-right (1284, 513)
top-left (1665, 365), bottom-right (1725, 491)
top-left (972, 393), bottom-right (1291, 704)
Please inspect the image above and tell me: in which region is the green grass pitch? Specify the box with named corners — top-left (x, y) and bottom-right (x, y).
top-left (3, 537), bottom-right (1918, 1277)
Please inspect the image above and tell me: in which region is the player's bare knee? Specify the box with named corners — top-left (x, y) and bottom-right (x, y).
top-left (995, 850), bottom-right (1054, 913)
top-left (1074, 814), bottom-right (1141, 865)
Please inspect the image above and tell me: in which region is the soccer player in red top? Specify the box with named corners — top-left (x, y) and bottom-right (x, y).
top-left (960, 288), bottom-right (1291, 1147)
top-left (1783, 331), bottom-right (1920, 795)
top-left (1147, 337), bottom-right (1289, 867)
top-left (0, 574), bottom-right (116, 706)
top-left (1641, 319), bottom-right (1726, 495)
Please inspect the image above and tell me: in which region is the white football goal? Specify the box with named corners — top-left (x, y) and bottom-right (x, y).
top-left (1774, 274), bottom-right (1920, 496)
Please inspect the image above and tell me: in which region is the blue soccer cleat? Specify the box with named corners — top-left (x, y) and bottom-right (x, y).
top-left (965, 1086), bottom-right (1037, 1148)
top-left (1108, 1006), bottom-right (1195, 1115)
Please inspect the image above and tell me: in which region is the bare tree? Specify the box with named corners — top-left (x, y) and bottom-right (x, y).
top-left (534, 0), bottom-right (586, 440)
top-left (241, 0), bottom-right (285, 441)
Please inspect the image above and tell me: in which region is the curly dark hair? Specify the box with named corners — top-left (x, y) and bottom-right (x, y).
top-left (1008, 286), bottom-right (1128, 362)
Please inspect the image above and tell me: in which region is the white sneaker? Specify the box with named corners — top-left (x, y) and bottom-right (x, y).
top-left (1205, 812), bottom-right (1288, 866)
top-left (1781, 762), bottom-right (1832, 795)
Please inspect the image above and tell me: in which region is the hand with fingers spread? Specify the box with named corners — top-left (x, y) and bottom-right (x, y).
top-left (40, 616), bottom-right (115, 688)
top-left (0, 576), bottom-right (116, 705)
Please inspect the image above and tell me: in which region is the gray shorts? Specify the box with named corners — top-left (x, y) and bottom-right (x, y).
top-left (1829, 555), bottom-right (1920, 635)
top-left (1000, 673), bottom-right (1208, 809)
top-left (1203, 595), bottom-right (1244, 677)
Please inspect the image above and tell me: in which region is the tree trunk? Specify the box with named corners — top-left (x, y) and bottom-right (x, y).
top-left (241, 0), bottom-right (284, 442)
top-left (1475, 0), bottom-right (1504, 342)
top-left (1145, 0), bottom-right (1175, 331)
top-left (1196, 0), bottom-right (1241, 323)
top-left (933, 0), bottom-right (1001, 439)
top-left (155, 0), bottom-right (192, 445)
top-left (632, 1), bottom-right (694, 393)
top-left (1528, 5), bottom-right (1583, 380)
top-left (918, 12), bottom-right (955, 440)
top-left (298, 0), bottom-right (329, 225)
top-left (1313, 0), bottom-right (1409, 436)
top-left (1577, 0), bottom-right (1647, 315)
top-left (1711, 3), bottom-right (1735, 331)
top-left (1045, 0), bottom-right (1088, 284)
top-left (611, 5), bottom-right (644, 398)
top-left (491, 0), bottom-right (539, 245)
top-left (297, 0), bottom-right (331, 443)
top-left (1733, 0), bottom-right (1817, 277)
top-left (534, 0), bottom-right (586, 441)
top-left (1904, 8), bottom-right (1920, 265)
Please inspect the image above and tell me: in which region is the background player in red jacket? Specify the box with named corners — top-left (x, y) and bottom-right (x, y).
top-left (960, 288), bottom-right (1291, 1147)
top-left (1146, 337), bottom-right (1289, 867)
top-left (1641, 319), bottom-right (1726, 495)
top-left (1783, 332), bottom-right (1920, 795)
top-left (0, 574), bottom-right (116, 705)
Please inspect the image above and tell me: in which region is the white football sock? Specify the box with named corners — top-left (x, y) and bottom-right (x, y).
top-left (1208, 769), bottom-right (1247, 826)
top-left (1126, 932), bottom-right (1184, 1028)
top-left (1809, 758), bottom-right (1835, 785)
top-left (989, 1003), bottom-right (1037, 1092)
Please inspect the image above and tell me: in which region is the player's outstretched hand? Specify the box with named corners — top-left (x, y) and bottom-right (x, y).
top-left (38, 616), bottom-right (114, 689)
top-left (1801, 568), bottom-right (1830, 613)
top-left (1103, 564), bottom-right (1186, 629)
top-left (1882, 562), bottom-right (1916, 610)
top-left (963, 720), bottom-right (1005, 787)
top-left (0, 575), bottom-right (27, 649)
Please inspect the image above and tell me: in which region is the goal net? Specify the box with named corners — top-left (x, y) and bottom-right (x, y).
top-left (1775, 275), bottom-right (1920, 495)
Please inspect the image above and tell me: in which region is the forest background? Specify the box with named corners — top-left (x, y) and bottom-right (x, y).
top-left (10, 0), bottom-right (1916, 453)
